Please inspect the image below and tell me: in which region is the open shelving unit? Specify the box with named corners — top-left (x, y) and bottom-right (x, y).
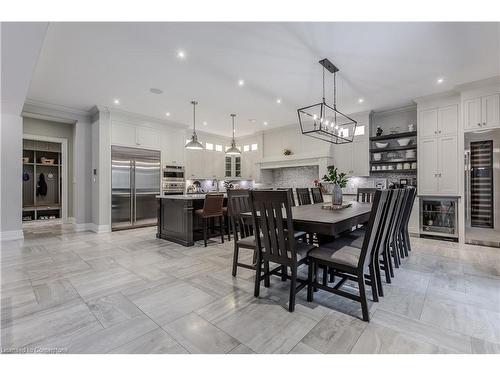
top-left (369, 131), bottom-right (417, 177)
top-left (22, 139), bottom-right (62, 222)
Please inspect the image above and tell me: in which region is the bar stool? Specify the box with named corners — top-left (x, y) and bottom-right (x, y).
top-left (195, 193), bottom-right (225, 247)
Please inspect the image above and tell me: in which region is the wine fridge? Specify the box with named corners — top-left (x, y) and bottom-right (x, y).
top-left (464, 129), bottom-right (500, 248)
top-left (420, 197), bottom-right (459, 241)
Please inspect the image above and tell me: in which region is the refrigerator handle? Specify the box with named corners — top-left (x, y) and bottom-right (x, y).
top-left (464, 152), bottom-right (470, 225)
top-left (132, 160), bottom-right (137, 224)
top-left (130, 161), bottom-right (135, 225)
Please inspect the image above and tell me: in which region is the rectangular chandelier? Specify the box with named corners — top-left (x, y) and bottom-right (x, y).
top-left (297, 58), bottom-right (357, 144)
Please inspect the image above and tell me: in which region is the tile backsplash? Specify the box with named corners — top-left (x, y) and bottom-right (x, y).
top-left (257, 166), bottom-right (319, 189)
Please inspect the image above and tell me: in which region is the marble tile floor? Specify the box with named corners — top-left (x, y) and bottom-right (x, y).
top-left (1, 223), bottom-right (500, 354)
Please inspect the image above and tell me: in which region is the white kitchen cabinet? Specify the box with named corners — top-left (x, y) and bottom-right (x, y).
top-left (418, 138), bottom-right (439, 195)
top-left (437, 135), bottom-right (459, 195)
top-left (136, 127), bottom-right (160, 149)
top-left (332, 139), bottom-right (369, 176)
top-left (111, 122), bottom-right (136, 146)
top-left (464, 94), bottom-right (500, 130)
top-left (185, 149), bottom-right (205, 178)
top-left (419, 109), bottom-right (438, 138)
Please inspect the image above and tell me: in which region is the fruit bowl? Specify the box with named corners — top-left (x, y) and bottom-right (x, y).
top-left (397, 138), bottom-right (411, 146)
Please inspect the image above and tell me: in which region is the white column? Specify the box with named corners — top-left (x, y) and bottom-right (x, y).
top-left (0, 112), bottom-right (23, 240)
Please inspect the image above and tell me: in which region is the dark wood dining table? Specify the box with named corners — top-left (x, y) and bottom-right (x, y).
top-left (242, 201), bottom-right (373, 241)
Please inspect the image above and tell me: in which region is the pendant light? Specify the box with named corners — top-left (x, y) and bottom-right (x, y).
top-left (185, 100), bottom-right (204, 150)
top-left (225, 114), bottom-right (241, 155)
top-left (297, 58), bottom-right (357, 144)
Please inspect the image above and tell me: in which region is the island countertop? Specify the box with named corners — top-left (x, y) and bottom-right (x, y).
top-left (156, 193), bottom-right (227, 200)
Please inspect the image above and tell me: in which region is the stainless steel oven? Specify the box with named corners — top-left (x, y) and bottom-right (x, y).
top-left (163, 165), bottom-right (185, 181)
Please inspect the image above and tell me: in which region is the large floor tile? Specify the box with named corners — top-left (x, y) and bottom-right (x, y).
top-left (163, 313), bottom-right (240, 354)
top-left (109, 328), bottom-right (188, 354)
top-left (86, 293), bottom-right (145, 328)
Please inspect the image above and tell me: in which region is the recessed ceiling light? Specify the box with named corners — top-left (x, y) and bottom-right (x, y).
top-left (113, 99), bottom-right (120, 105)
top-left (203, 121), bottom-right (207, 126)
top-left (150, 88), bottom-right (163, 94)
top-left (165, 112), bottom-right (171, 117)
top-left (276, 98), bottom-right (282, 104)
top-left (358, 98), bottom-right (364, 103)
top-left (263, 121), bottom-right (268, 126)
top-left (177, 50), bottom-right (186, 59)
top-left (238, 79), bottom-right (245, 86)
top-left (437, 77), bottom-right (444, 84)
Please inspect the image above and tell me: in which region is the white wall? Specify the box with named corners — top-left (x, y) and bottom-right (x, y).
top-left (0, 113), bottom-right (23, 240)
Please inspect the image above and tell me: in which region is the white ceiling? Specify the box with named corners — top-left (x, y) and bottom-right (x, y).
top-left (27, 22), bottom-right (500, 136)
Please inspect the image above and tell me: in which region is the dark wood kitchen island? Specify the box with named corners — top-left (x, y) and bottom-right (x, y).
top-left (156, 194), bottom-right (227, 246)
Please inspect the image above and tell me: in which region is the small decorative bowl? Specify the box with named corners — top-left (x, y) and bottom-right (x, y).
top-left (375, 142), bottom-right (389, 149)
top-left (397, 138), bottom-right (411, 146)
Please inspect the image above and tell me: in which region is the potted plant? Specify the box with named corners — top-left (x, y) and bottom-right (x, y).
top-left (322, 165), bottom-right (348, 205)
top-left (283, 149), bottom-right (292, 156)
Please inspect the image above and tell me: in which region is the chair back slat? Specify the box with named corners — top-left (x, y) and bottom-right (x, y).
top-left (227, 189), bottom-right (253, 241)
top-left (358, 189), bottom-right (389, 269)
top-left (311, 187), bottom-right (324, 203)
top-left (388, 189), bottom-right (406, 245)
top-left (357, 188), bottom-right (377, 203)
top-left (250, 190), bottom-right (296, 265)
top-left (296, 188), bottom-right (312, 206)
top-left (400, 187), bottom-right (416, 228)
top-left (374, 189), bottom-right (398, 260)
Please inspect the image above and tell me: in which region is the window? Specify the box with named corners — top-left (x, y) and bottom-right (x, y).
top-left (243, 145), bottom-right (250, 152)
top-left (215, 144), bottom-right (223, 152)
top-left (205, 142), bottom-right (213, 151)
top-left (251, 143), bottom-right (258, 151)
top-left (354, 125), bottom-right (365, 136)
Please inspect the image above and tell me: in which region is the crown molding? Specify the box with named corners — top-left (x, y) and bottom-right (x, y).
top-left (102, 106), bottom-right (189, 131)
top-left (455, 76), bottom-right (500, 92)
top-left (413, 90), bottom-right (460, 104)
top-left (23, 99), bottom-right (91, 119)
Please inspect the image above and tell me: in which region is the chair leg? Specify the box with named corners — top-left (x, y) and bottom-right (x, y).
top-left (264, 261), bottom-right (270, 288)
top-left (386, 246), bottom-right (394, 278)
top-left (226, 216), bottom-right (231, 241)
top-left (219, 217), bottom-right (224, 244)
top-left (313, 262), bottom-right (319, 292)
top-left (203, 218), bottom-right (207, 247)
top-left (307, 261), bottom-right (314, 302)
top-left (374, 259), bottom-right (384, 298)
top-left (289, 266), bottom-right (297, 312)
top-left (232, 244), bottom-right (239, 277)
top-left (281, 265), bottom-right (287, 281)
top-left (381, 251), bottom-right (391, 284)
top-left (254, 253), bottom-right (262, 297)
top-left (368, 264), bottom-right (379, 302)
top-left (358, 273), bottom-right (370, 322)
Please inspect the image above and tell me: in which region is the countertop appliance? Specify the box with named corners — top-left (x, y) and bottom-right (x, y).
top-left (464, 129), bottom-right (500, 247)
top-left (111, 146), bottom-right (161, 230)
top-left (162, 165), bottom-right (185, 195)
top-left (420, 197), bottom-right (459, 241)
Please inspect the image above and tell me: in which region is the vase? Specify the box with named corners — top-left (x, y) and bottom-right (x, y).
top-left (331, 184), bottom-right (343, 205)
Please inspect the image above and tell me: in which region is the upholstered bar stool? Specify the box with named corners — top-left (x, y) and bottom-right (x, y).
top-left (195, 193), bottom-right (225, 247)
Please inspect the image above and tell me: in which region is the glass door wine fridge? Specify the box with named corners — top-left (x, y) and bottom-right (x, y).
top-left (420, 197), bottom-right (459, 241)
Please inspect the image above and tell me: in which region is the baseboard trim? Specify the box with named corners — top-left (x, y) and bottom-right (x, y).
top-left (0, 230), bottom-right (24, 241)
top-left (73, 223), bottom-right (93, 232)
top-left (91, 224), bottom-right (111, 233)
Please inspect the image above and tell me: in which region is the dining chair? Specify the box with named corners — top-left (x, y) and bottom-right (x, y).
top-left (194, 193), bottom-right (225, 247)
top-left (357, 188), bottom-right (377, 203)
top-left (307, 189), bottom-right (389, 321)
top-left (276, 188), bottom-right (296, 207)
top-left (296, 188), bottom-right (312, 206)
top-left (311, 187), bottom-right (324, 204)
top-left (387, 188), bottom-right (406, 267)
top-left (250, 190), bottom-right (316, 312)
top-left (227, 189), bottom-right (257, 276)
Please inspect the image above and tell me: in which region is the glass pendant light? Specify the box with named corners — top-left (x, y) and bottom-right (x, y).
top-left (225, 114), bottom-right (241, 155)
top-left (185, 100), bottom-right (204, 150)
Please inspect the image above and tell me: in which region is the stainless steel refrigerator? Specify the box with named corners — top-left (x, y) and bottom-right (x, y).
top-left (464, 128), bottom-right (500, 248)
top-left (111, 146), bottom-right (161, 230)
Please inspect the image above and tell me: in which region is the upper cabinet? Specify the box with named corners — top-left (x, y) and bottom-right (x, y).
top-left (111, 121), bottom-right (160, 149)
top-left (418, 104), bottom-right (459, 195)
top-left (464, 93), bottom-right (500, 130)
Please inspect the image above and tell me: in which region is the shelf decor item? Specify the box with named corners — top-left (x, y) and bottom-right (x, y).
top-left (322, 165), bottom-right (348, 205)
top-left (225, 114), bottom-right (241, 155)
top-left (185, 100), bottom-right (204, 150)
top-left (297, 58), bottom-right (357, 144)
top-left (283, 149), bottom-right (292, 156)
top-left (376, 127), bottom-right (383, 136)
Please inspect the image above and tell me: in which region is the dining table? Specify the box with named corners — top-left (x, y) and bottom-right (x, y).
top-left (241, 200), bottom-right (373, 242)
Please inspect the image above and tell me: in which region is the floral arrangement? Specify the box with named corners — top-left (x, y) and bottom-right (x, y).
top-left (322, 165), bottom-right (348, 188)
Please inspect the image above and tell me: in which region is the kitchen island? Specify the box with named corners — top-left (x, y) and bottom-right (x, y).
top-left (156, 194), bottom-right (227, 246)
